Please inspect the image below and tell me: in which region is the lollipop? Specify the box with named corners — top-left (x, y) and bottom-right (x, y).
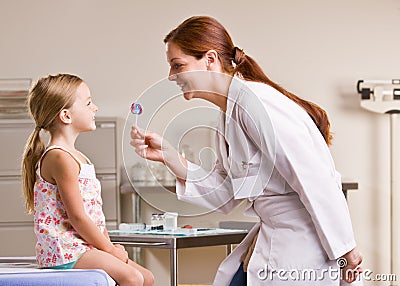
top-left (130, 102), bottom-right (143, 126)
top-left (130, 103), bottom-right (143, 115)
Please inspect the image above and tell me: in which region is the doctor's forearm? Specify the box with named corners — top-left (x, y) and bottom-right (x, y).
top-left (163, 147), bottom-right (188, 185)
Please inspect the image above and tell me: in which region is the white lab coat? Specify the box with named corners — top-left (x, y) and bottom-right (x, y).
top-left (176, 77), bottom-right (361, 285)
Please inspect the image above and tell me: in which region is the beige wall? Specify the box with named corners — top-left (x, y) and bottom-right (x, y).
top-left (1, 0), bottom-right (400, 284)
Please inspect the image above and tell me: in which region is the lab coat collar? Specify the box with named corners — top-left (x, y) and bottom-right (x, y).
top-left (225, 75), bottom-right (247, 126)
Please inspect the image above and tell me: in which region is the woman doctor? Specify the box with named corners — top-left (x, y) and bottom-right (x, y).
top-left (130, 16), bottom-right (362, 285)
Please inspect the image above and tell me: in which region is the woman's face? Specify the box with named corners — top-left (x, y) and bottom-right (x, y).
top-left (166, 42), bottom-right (210, 100)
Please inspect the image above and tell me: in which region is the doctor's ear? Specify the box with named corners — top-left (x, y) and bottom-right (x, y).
top-left (59, 109), bottom-right (72, 124)
top-left (205, 50), bottom-right (219, 70)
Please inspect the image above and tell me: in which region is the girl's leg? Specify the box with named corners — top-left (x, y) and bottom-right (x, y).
top-left (74, 249), bottom-right (148, 286)
top-left (127, 259), bottom-right (155, 286)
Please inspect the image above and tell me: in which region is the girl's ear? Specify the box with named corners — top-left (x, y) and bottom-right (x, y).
top-left (204, 50), bottom-right (219, 70)
top-left (59, 109), bottom-right (72, 124)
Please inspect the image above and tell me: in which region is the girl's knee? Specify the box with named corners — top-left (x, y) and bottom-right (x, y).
top-left (143, 269), bottom-right (155, 286)
top-left (120, 269), bottom-right (144, 286)
top-left (131, 271), bottom-right (145, 285)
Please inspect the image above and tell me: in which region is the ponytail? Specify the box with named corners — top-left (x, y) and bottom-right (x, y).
top-left (22, 127), bottom-right (45, 213)
top-left (232, 47), bottom-right (332, 145)
top-left (21, 73), bottom-right (82, 214)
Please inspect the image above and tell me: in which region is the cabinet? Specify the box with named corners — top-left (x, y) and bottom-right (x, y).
top-left (0, 117), bottom-right (120, 256)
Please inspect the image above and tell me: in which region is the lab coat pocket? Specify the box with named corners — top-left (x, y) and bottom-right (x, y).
top-left (268, 208), bottom-right (328, 270)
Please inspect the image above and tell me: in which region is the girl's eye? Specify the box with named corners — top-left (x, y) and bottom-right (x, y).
top-left (87, 101), bottom-right (91, 106)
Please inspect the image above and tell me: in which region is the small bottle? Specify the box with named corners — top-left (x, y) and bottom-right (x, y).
top-left (157, 214), bottom-right (165, 230)
top-left (151, 213), bottom-right (158, 229)
top-left (151, 213), bottom-right (159, 225)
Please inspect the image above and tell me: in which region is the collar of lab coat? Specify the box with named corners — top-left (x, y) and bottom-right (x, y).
top-left (225, 75), bottom-right (247, 127)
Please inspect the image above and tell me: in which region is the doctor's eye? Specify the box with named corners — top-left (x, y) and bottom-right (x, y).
top-left (173, 63), bottom-right (183, 70)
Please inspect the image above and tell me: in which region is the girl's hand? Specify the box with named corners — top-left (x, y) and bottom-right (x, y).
top-left (110, 244), bottom-right (129, 264)
top-left (130, 125), bottom-right (171, 163)
top-left (340, 247), bottom-right (363, 283)
top-left (114, 243), bottom-right (125, 251)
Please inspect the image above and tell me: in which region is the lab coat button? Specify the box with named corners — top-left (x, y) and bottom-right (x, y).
top-left (241, 161), bottom-right (252, 169)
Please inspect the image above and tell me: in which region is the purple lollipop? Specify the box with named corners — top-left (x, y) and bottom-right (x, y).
top-left (130, 103), bottom-right (143, 115)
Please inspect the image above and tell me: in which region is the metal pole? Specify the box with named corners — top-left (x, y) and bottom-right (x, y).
top-left (170, 244), bottom-right (177, 286)
top-left (132, 191), bottom-right (142, 264)
top-left (390, 113), bottom-right (400, 285)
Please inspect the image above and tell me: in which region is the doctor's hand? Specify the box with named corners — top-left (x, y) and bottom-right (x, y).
top-left (340, 247), bottom-right (363, 283)
top-left (130, 125), bottom-right (188, 182)
top-left (130, 125), bottom-right (171, 163)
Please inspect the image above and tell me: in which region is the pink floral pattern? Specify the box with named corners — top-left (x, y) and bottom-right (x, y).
top-left (33, 149), bottom-right (105, 268)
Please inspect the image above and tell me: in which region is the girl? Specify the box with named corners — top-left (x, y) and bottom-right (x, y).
top-left (22, 74), bottom-right (154, 286)
top-left (130, 16), bottom-right (362, 285)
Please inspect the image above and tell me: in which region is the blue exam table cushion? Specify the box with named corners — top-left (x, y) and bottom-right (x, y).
top-left (0, 268), bottom-right (115, 286)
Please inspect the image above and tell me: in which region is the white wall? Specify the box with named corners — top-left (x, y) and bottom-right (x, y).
top-left (1, 0), bottom-right (400, 284)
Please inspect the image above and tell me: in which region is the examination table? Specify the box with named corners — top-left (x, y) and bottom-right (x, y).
top-left (0, 257), bottom-right (116, 286)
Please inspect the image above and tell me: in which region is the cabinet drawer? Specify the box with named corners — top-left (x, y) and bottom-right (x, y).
top-left (0, 177), bottom-right (32, 223)
top-left (76, 121), bottom-right (116, 173)
top-left (0, 224), bottom-right (36, 256)
top-left (98, 174), bottom-right (117, 221)
top-left (0, 122), bottom-right (50, 175)
top-left (0, 122), bottom-right (33, 175)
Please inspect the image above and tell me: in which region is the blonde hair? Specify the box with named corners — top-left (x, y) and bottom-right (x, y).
top-left (22, 74), bottom-right (83, 213)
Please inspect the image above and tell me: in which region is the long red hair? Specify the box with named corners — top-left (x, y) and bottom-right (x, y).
top-left (164, 16), bottom-right (332, 145)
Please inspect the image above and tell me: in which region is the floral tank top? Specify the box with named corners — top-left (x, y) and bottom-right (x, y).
top-left (34, 145), bottom-right (106, 267)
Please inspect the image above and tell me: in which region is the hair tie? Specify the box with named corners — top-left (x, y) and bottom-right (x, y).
top-left (35, 125), bottom-right (44, 131)
top-left (233, 47), bottom-right (246, 65)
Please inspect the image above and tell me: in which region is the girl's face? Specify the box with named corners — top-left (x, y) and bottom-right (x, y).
top-left (69, 82), bottom-right (98, 132)
top-left (166, 42), bottom-right (210, 100)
